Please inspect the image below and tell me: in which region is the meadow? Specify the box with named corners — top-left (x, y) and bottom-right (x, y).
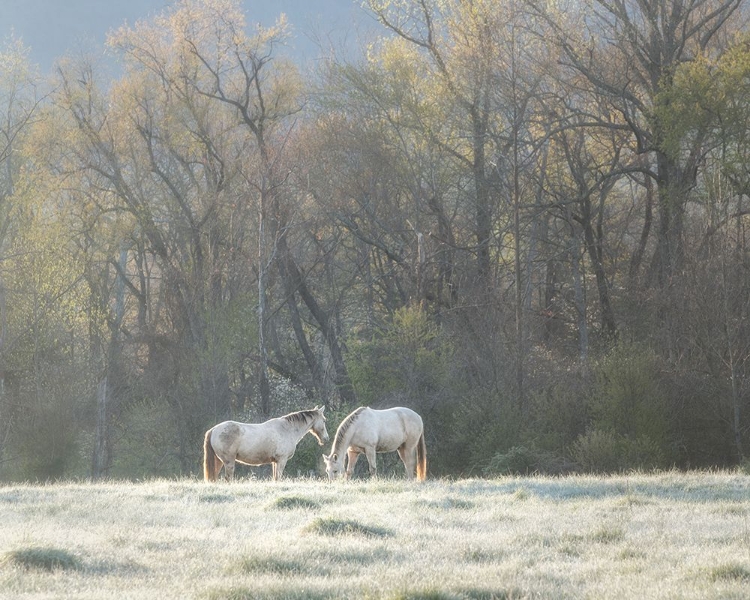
top-left (1, 472), bottom-right (749, 599)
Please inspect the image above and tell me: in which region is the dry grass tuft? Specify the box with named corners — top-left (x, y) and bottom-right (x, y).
top-left (709, 563), bottom-right (750, 582)
top-left (2, 546), bottom-right (80, 572)
top-left (230, 555), bottom-right (310, 575)
top-left (304, 516), bottom-right (392, 537)
top-left (270, 495), bottom-right (320, 510)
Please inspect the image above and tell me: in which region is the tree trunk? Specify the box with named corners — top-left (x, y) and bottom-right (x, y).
top-left (580, 189), bottom-right (617, 339)
top-left (277, 235), bottom-right (357, 406)
top-left (0, 275), bottom-right (6, 475)
top-left (92, 248), bottom-right (127, 480)
top-left (472, 105), bottom-right (493, 291)
top-left (92, 377), bottom-right (110, 479)
top-left (278, 256), bottom-right (325, 400)
top-left (629, 174), bottom-right (653, 283)
top-left (257, 185), bottom-right (272, 417)
top-left (653, 154), bottom-right (688, 287)
top-left (570, 235), bottom-right (588, 363)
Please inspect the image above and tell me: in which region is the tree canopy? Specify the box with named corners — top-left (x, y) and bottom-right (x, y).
top-left (2, 0), bottom-right (750, 480)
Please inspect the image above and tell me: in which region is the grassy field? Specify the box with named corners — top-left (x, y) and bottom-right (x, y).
top-left (1, 472), bottom-right (750, 599)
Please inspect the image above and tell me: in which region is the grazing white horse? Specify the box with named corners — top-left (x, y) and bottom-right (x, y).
top-left (323, 406), bottom-right (427, 481)
top-left (203, 406), bottom-right (329, 481)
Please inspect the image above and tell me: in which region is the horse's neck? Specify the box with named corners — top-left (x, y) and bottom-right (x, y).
top-left (284, 415), bottom-right (312, 441)
top-left (332, 425), bottom-right (356, 459)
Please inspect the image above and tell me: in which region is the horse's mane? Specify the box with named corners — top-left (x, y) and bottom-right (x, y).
top-left (332, 406), bottom-right (366, 452)
top-left (283, 409), bottom-right (318, 424)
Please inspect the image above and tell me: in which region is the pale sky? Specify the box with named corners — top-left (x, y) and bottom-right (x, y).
top-left (0, 0), bottom-right (371, 71)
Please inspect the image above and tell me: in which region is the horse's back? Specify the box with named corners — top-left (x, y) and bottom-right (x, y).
top-left (372, 407), bottom-right (422, 430)
top-left (360, 407), bottom-right (423, 450)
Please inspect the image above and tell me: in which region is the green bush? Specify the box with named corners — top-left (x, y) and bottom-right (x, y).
top-left (483, 445), bottom-right (573, 476)
top-left (589, 344), bottom-right (671, 448)
top-left (571, 429), bottom-right (667, 473)
top-left (526, 383), bottom-right (589, 453)
top-left (14, 393), bottom-right (81, 481)
top-left (441, 393), bottom-right (525, 476)
top-left (346, 305), bottom-right (455, 406)
top-left (570, 430), bottom-right (622, 473)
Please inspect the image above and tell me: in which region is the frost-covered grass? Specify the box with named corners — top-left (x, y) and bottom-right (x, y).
top-left (1, 471), bottom-right (750, 599)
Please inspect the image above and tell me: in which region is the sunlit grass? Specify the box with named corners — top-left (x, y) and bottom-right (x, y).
top-left (0, 472), bottom-right (749, 598)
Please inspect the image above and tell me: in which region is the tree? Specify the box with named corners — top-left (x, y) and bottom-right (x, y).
top-left (0, 38), bottom-right (44, 476)
top-left (166, 0), bottom-right (358, 409)
top-left (368, 0), bottom-right (499, 294)
top-left (539, 0), bottom-right (743, 288)
top-left (49, 7), bottom-right (259, 470)
top-left (659, 36), bottom-right (750, 461)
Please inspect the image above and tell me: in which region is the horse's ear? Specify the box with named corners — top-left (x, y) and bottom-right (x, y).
top-left (319, 405), bottom-right (325, 414)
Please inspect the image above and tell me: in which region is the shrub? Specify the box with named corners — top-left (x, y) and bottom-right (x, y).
top-left (526, 383), bottom-right (589, 453)
top-left (483, 445), bottom-right (573, 476)
top-left (345, 305), bottom-right (455, 408)
top-left (589, 344), bottom-right (672, 453)
top-left (445, 397), bottom-right (525, 476)
top-left (570, 430), bottom-right (622, 473)
top-left (571, 429), bottom-right (667, 473)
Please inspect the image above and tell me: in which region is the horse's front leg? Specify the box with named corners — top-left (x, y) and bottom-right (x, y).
top-left (274, 458), bottom-right (288, 481)
top-left (346, 449), bottom-right (360, 479)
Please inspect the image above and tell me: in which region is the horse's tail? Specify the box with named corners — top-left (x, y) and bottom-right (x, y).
top-left (203, 428), bottom-right (218, 482)
top-left (416, 432), bottom-right (427, 481)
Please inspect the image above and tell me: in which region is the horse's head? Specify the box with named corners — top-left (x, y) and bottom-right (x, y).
top-left (322, 452), bottom-right (344, 480)
top-left (309, 405), bottom-right (329, 446)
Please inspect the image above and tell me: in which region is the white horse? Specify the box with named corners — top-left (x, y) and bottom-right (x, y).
top-left (203, 406), bottom-right (329, 481)
top-left (323, 406), bottom-right (427, 481)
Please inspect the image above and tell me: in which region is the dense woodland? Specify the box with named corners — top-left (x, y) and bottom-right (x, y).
top-left (1, 0), bottom-right (749, 481)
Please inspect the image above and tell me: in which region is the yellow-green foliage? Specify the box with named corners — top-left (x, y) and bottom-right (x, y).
top-left (347, 305), bottom-right (454, 405)
top-left (588, 344), bottom-right (670, 450)
top-left (656, 34), bottom-right (750, 164)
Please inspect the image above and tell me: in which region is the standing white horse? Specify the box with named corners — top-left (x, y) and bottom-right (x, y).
top-left (203, 406), bottom-right (329, 481)
top-left (323, 406), bottom-right (427, 481)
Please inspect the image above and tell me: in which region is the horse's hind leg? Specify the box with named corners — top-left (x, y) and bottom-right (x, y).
top-left (223, 459), bottom-right (236, 482)
top-left (398, 444), bottom-right (417, 479)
